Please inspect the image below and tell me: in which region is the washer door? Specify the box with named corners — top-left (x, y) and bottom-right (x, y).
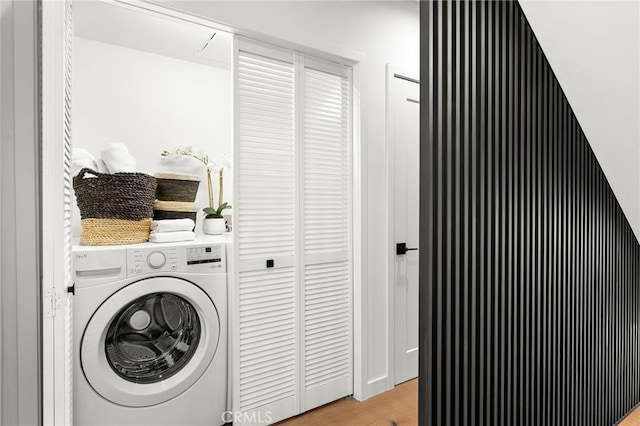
top-left (81, 277), bottom-right (220, 407)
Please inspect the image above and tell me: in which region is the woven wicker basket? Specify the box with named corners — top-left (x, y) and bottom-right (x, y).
top-left (73, 168), bottom-right (157, 245)
top-left (153, 200), bottom-right (198, 228)
top-left (154, 172), bottom-right (200, 202)
top-left (80, 218), bottom-right (153, 246)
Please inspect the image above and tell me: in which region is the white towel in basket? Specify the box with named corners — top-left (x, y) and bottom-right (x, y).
top-left (71, 148), bottom-right (98, 177)
top-left (101, 143), bottom-right (137, 173)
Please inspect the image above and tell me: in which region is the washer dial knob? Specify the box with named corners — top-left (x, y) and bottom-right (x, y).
top-left (147, 251), bottom-right (166, 269)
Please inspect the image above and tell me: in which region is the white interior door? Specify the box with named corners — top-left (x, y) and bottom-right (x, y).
top-left (42, 1), bottom-right (74, 424)
top-left (233, 38), bottom-right (299, 426)
top-left (389, 68), bottom-right (420, 385)
top-left (234, 37), bottom-right (353, 424)
top-left (301, 59), bottom-right (352, 412)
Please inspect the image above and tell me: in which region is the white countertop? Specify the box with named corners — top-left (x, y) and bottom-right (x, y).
top-left (72, 232), bottom-right (232, 252)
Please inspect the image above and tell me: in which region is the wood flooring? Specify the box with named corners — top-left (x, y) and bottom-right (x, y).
top-left (619, 405), bottom-right (640, 426)
top-left (276, 379), bottom-right (418, 426)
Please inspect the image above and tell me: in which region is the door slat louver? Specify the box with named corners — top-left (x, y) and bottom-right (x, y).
top-left (63, 2), bottom-right (74, 422)
top-left (235, 41), bottom-right (298, 425)
top-left (303, 262), bottom-right (351, 403)
top-left (302, 65), bottom-right (352, 411)
top-left (42, 1), bottom-right (75, 422)
top-left (237, 267), bottom-right (297, 416)
top-left (237, 50), bottom-right (295, 262)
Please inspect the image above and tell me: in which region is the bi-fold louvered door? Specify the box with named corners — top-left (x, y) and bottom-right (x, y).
top-left (234, 39), bottom-right (298, 424)
top-left (301, 60), bottom-right (352, 411)
top-left (42, 1), bottom-right (74, 424)
top-left (233, 38), bottom-right (352, 425)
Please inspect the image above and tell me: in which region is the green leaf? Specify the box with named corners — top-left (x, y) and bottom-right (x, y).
top-left (203, 207), bottom-right (217, 215)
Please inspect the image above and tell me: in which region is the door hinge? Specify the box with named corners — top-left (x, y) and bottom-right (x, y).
top-left (44, 288), bottom-right (63, 318)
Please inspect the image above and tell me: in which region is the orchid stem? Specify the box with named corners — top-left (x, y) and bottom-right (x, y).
top-left (206, 168), bottom-right (214, 209)
top-left (218, 168), bottom-right (224, 209)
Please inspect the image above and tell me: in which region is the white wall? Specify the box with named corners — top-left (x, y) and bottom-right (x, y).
top-left (151, 0), bottom-right (419, 399)
top-left (72, 36), bottom-right (233, 235)
top-left (520, 0), bottom-right (640, 242)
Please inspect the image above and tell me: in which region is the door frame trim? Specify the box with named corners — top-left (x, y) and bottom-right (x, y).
top-left (2, 1), bottom-right (42, 424)
top-left (386, 64), bottom-right (420, 388)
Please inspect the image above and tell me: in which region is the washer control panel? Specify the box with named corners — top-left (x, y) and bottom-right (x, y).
top-left (126, 243), bottom-right (226, 276)
top-left (185, 245), bottom-right (225, 273)
top-left (187, 245), bottom-right (222, 265)
top-left (128, 247), bottom-right (179, 276)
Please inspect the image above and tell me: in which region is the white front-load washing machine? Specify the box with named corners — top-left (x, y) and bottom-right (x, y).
top-left (73, 240), bottom-right (228, 426)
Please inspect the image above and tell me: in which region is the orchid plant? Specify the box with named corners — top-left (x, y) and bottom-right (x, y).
top-left (161, 147), bottom-right (231, 219)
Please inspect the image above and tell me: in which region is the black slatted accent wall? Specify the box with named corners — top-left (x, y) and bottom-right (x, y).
top-left (419, 1), bottom-right (640, 425)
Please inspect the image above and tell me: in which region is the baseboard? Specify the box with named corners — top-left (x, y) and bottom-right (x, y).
top-left (363, 376), bottom-right (391, 401)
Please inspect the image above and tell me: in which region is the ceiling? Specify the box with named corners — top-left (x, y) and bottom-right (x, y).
top-left (519, 0), bottom-right (640, 241)
top-left (73, 1), bottom-right (232, 68)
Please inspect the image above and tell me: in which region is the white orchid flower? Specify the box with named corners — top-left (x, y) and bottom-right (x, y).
top-left (212, 153), bottom-right (232, 170)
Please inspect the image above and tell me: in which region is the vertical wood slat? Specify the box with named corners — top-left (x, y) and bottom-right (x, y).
top-left (420, 1), bottom-right (640, 425)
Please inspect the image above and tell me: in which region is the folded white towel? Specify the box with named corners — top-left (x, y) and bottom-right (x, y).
top-left (71, 148), bottom-right (98, 177)
top-left (151, 219), bottom-right (195, 232)
top-left (149, 231), bottom-right (195, 243)
top-left (101, 143), bottom-right (137, 173)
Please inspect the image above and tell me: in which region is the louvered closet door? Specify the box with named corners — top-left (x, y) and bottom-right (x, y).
top-left (42, 1), bottom-right (74, 424)
top-left (62, 3), bottom-right (74, 422)
top-left (234, 39), bottom-right (298, 425)
top-left (301, 59), bottom-right (352, 411)
top-left (62, 3), bottom-right (74, 421)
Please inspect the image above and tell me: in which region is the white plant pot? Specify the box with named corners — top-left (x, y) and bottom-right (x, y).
top-left (203, 217), bottom-right (226, 235)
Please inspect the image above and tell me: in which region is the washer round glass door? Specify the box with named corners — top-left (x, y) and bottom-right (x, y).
top-left (81, 277), bottom-right (220, 407)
